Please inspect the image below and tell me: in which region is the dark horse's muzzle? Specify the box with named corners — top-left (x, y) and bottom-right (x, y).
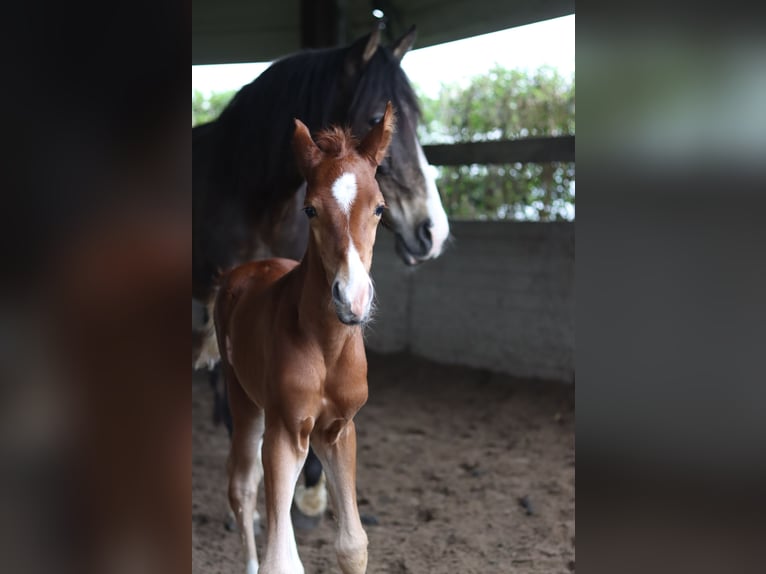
top-left (394, 218), bottom-right (434, 265)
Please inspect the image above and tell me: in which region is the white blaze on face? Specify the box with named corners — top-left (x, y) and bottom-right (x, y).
top-left (415, 139), bottom-right (450, 258)
top-left (332, 172), bottom-right (358, 214)
top-left (331, 172), bottom-right (374, 321)
top-left (343, 242), bottom-right (373, 319)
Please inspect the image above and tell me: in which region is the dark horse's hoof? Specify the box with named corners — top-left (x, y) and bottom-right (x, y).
top-left (291, 501), bottom-right (322, 531)
top-left (291, 471), bottom-right (327, 531)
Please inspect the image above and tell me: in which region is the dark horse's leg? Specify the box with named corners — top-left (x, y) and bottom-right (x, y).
top-left (210, 363), bottom-right (232, 435)
top-left (291, 445), bottom-right (327, 530)
top-left (303, 448), bottom-right (323, 487)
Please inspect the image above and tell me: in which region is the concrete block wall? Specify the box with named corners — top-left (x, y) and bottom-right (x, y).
top-left (365, 221), bottom-right (574, 383)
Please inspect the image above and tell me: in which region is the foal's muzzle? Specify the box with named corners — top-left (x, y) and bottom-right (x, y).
top-left (331, 278), bottom-right (373, 325)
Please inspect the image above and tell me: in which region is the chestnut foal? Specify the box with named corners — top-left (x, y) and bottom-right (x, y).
top-left (214, 102), bottom-right (395, 574)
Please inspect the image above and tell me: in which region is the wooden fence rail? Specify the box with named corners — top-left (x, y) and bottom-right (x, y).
top-left (422, 135), bottom-right (575, 166)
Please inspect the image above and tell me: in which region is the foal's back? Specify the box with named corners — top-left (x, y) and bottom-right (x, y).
top-left (213, 258), bottom-right (298, 376)
top-left (215, 258), bottom-right (297, 323)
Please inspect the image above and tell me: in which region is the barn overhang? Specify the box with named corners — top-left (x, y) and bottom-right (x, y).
top-left (192, 0), bottom-right (575, 65)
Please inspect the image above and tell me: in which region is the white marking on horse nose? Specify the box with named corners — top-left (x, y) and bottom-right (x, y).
top-left (331, 171), bottom-right (372, 320)
top-left (332, 172), bottom-right (357, 214)
top-left (415, 139), bottom-right (450, 258)
top-left (339, 242), bottom-right (372, 319)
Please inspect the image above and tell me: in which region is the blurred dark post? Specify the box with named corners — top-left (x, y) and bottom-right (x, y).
top-left (301, 0), bottom-right (346, 48)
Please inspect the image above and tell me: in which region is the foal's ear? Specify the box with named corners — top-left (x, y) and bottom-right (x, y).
top-left (292, 118), bottom-right (322, 176)
top-left (359, 101), bottom-right (395, 167)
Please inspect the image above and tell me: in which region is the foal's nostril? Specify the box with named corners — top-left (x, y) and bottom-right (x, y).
top-left (416, 219), bottom-right (433, 253)
top-left (332, 281), bottom-right (342, 303)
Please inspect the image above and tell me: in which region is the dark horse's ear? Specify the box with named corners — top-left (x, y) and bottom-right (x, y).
top-left (392, 25), bottom-right (417, 62)
top-left (359, 101), bottom-right (395, 167)
top-left (345, 26), bottom-right (381, 76)
top-left (292, 118), bottom-right (322, 177)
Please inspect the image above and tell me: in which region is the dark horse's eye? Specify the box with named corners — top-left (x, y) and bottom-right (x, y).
top-left (303, 205), bottom-right (317, 218)
top-left (376, 156), bottom-right (391, 176)
top-left (374, 204), bottom-right (386, 217)
top-left (369, 114), bottom-right (383, 126)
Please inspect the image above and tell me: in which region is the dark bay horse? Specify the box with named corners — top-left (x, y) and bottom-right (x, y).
top-left (192, 25), bottom-right (450, 530)
top-left (193, 25), bottom-right (450, 358)
top-left (215, 104), bottom-right (395, 573)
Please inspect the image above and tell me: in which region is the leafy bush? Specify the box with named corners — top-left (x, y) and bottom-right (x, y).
top-left (415, 65), bottom-right (575, 221)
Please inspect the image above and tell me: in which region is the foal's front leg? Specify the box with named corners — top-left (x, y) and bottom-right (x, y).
top-left (313, 420), bottom-right (368, 574)
top-left (260, 415), bottom-right (312, 574)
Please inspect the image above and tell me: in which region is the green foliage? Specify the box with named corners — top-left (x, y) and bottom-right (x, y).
top-left (192, 89), bottom-right (236, 127)
top-left (416, 65), bottom-right (575, 221)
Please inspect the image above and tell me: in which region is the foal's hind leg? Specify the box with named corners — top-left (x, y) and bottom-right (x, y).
top-left (227, 376), bottom-right (265, 574)
top-left (312, 421), bottom-right (368, 574)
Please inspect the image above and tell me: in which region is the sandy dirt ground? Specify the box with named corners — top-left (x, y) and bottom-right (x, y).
top-left (192, 351), bottom-right (575, 573)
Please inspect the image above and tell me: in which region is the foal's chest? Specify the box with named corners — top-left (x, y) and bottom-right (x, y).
top-left (313, 364), bottom-right (368, 446)
top-left (320, 359), bottom-right (369, 418)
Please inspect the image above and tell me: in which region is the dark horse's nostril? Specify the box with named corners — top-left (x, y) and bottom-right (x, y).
top-left (332, 281), bottom-right (342, 303)
top-left (416, 219), bottom-right (433, 253)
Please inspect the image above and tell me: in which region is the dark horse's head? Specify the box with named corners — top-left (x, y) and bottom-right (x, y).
top-left (194, 26), bottom-right (450, 272)
top-left (335, 26), bottom-right (450, 265)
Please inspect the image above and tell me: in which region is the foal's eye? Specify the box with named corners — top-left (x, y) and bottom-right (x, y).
top-left (374, 204), bottom-right (386, 217)
top-left (303, 206), bottom-right (317, 218)
top-left (369, 114), bottom-right (383, 127)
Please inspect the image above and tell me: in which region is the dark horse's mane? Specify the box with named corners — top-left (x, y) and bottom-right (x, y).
top-left (193, 40), bottom-right (421, 215)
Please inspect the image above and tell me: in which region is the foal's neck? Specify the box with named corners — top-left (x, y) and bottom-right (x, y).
top-left (292, 236), bottom-right (358, 348)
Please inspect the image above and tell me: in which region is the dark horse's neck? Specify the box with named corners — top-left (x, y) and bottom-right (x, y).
top-left (192, 46), bottom-right (352, 298)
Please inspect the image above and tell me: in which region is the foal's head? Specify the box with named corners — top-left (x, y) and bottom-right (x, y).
top-left (292, 102), bottom-right (395, 325)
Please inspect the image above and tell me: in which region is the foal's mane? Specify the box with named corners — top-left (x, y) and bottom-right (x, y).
top-left (314, 126), bottom-right (358, 159)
